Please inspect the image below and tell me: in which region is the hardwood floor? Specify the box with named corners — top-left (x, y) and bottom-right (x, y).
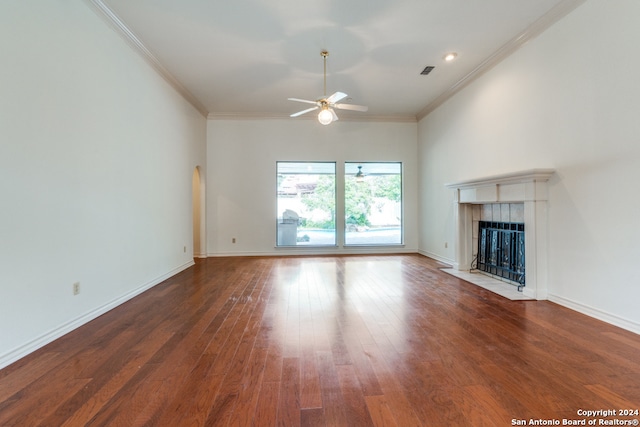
top-left (1, 254), bottom-right (639, 426)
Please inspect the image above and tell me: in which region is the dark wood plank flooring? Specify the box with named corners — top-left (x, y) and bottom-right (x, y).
top-left (1, 254), bottom-right (639, 426)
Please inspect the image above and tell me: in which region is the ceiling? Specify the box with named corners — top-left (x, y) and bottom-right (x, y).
top-left (96, 0), bottom-right (582, 121)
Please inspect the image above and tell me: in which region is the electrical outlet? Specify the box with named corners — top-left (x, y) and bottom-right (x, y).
top-left (444, 242), bottom-right (448, 248)
top-left (73, 282), bottom-right (80, 295)
top-left (183, 246), bottom-right (186, 253)
top-left (232, 238), bottom-right (236, 244)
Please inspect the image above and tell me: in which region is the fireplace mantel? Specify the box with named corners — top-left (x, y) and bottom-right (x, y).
top-left (446, 169), bottom-right (555, 300)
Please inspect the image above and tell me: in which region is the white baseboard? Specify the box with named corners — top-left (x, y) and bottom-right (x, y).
top-left (0, 260), bottom-right (195, 370)
top-left (417, 249), bottom-right (455, 267)
top-left (207, 247), bottom-right (417, 257)
top-left (548, 293), bottom-right (640, 335)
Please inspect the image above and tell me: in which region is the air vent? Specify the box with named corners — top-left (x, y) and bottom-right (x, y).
top-left (420, 66), bottom-right (435, 75)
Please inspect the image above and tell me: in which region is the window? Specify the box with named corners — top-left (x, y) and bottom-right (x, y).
top-left (344, 162), bottom-right (402, 245)
top-left (276, 161), bottom-right (403, 248)
top-left (276, 162), bottom-right (336, 246)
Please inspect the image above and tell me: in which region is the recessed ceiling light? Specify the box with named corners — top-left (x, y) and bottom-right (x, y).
top-left (444, 52), bottom-right (458, 62)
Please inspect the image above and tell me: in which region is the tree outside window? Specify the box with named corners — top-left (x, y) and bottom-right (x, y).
top-left (345, 162), bottom-right (402, 245)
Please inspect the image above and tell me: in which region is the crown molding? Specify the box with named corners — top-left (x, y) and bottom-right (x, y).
top-left (207, 112), bottom-right (417, 123)
top-left (85, 0), bottom-right (209, 118)
top-left (207, 112), bottom-right (294, 120)
top-left (85, 0), bottom-right (583, 124)
top-left (416, 0), bottom-right (587, 121)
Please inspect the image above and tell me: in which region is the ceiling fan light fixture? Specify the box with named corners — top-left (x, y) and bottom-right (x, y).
top-left (318, 107), bottom-right (333, 125)
top-left (289, 50), bottom-right (367, 123)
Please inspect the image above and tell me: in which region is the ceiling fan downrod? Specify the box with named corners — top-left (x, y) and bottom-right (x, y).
top-left (321, 50), bottom-right (328, 97)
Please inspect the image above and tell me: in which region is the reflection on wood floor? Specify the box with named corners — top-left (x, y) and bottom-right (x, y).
top-left (1, 254), bottom-right (638, 426)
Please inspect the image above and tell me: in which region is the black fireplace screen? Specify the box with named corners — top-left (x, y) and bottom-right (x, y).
top-left (477, 221), bottom-right (525, 288)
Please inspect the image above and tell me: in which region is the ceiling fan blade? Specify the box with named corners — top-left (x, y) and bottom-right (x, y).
top-left (330, 108), bottom-right (339, 121)
top-left (326, 91), bottom-right (348, 104)
top-left (290, 106), bottom-right (318, 117)
top-left (288, 97), bottom-right (318, 105)
top-left (334, 103), bottom-right (368, 112)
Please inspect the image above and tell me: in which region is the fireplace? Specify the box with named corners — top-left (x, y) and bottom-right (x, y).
top-left (446, 169), bottom-right (554, 300)
top-left (477, 220), bottom-right (525, 289)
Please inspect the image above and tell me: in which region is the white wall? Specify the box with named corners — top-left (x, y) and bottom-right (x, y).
top-left (418, 0), bottom-right (640, 332)
top-left (207, 119), bottom-right (417, 256)
top-left (0, 0), bottom-right (207, 367)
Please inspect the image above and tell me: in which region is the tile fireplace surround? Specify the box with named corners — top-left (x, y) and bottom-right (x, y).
top-left (446, 169), bottom-right (555, 300)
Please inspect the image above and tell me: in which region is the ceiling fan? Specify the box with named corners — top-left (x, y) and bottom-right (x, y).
top-left (289, 50), bottom-right (368, 125)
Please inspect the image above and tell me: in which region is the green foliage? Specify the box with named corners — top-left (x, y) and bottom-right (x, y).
top-left (300, 175), bottom-right (336, 229)
top-left (345, 178), bottom-right (372, 226)
top-left (370, 175), bottom-right (401, 202)
top-left (298, 173), bottom-right (401, 229)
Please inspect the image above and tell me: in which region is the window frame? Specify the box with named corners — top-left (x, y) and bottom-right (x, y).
top-left (343, 161), bottom-right (404, 247)
top-left (275, 161), bottom-right (337, 248)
